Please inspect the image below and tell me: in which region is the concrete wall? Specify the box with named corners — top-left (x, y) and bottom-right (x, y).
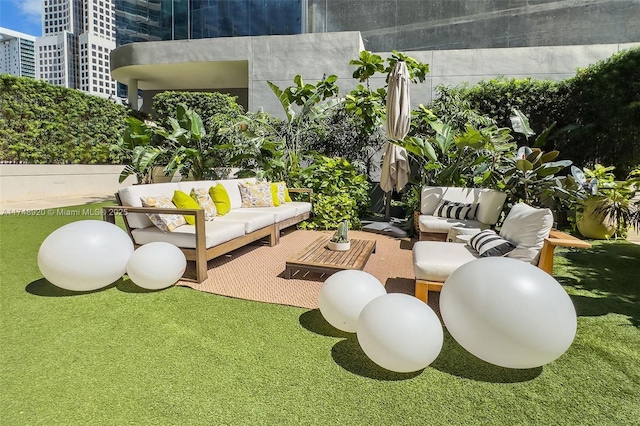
top-left (0, 165), bottom-right (137, 203)
top-left (308, 0), bottom-right (640, 52)
top-left (368, 42), bottom-right (640, 107)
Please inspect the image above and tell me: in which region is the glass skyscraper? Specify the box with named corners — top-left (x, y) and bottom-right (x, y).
top-left (115, 0), bottom-right (304, 47)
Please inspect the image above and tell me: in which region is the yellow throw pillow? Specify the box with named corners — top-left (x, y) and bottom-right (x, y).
top-left (140, 195), bottom-right (186, 232)
top-left (209, 183), bottom-right (231, 216)
top-left (270, 182), bottom-right (287, 206)
top-left (285, 187), bottom-right (292, 202)
top-left (239, 181), bottom-right (274, 207)
top-left (190, 187), bottom-right (217, 221)
top-left (172, 190), bottom-right (201, 225)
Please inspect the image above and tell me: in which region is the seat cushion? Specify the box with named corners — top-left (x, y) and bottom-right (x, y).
top-left (500, 203), bottom-right (553, 264)
top-left (131, 221), bottom-right (246, 249)
top-left (213, 210), bottom-right (275, 233)
top-left (418, 214), bottom-right (489, 234)
top-left (287, 201), bottom-right (312, 216)
top-left (413, 241), bottom-right (480, 282)
top-left (232, 205), bottom-right (299, 222)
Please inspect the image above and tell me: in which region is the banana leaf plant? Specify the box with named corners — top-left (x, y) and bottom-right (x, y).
top-left (111, 116), bottom-right (166, 184)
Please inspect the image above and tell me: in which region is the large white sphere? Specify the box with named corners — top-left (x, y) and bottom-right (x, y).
top-left (357, 293), bottom-right (443, 373)
top-left (318, 270), bottom-right (386, 332)
top-left (126, 242), bottom-right (186, 290)
top-left (37, 220), bottom-right (134, 291)
top-left (441, 257), bottom-right (577, 369)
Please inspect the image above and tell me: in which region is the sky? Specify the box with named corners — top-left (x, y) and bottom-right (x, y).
top-left (0, 0), bottom-right (42, 36)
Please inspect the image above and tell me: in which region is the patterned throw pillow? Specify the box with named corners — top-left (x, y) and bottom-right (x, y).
top-left (172, 190), bottom-right (201, 225)
top-left (239, 181), bottom-right (274, 207)
top-left (190, 187), bottom-right (217, 221)
top-left (140, 195), bottom-right (186, 232)
top-left (468, 229), bottom-right (516, 257)
top-left (209, 183), bottom-right (231, 216)
top-left (270, 182), bottom-right (287, 206)
top-left (434, 199), bottom-right (478, 220)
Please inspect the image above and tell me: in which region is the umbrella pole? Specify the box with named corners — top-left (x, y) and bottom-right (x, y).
top-left (384, 190), bottom-right (392, 221)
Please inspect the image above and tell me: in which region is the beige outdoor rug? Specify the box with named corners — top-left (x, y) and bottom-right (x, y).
top-left (177, 229), bottom-right (438, 310)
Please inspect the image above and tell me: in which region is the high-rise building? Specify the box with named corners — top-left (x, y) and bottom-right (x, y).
top-left (36, 0), bottom-right (117, 98)
top-left (115, 0), bottom-right (304, 47)
top-left (0, 28), bottom-right (37, 78)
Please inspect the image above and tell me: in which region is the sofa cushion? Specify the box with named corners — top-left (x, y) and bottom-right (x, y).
top-left (413, 241), bottom-right (479, 282)
top-left (172, 190), bottom-right (201, 225)
top-left (270, 182), bottom-right (287, 206)
top-left (232, 205), bottom-right (299, 222)
top-left (500, 203), bottom-right (553, 264)
top-left (418, 215), bottom-right (489, 234)
top-left (468, 229), bottom-right (516, 257)
top-left (420, 186), bottom-right (506, 226)
top-left (118, 182), bottom-right (182, 228)
top-left (213, 211), bottom-right (275, 233)
top-left (131, 221), bottom-right (246, 249)
top-left (209, 183), bottom-right (231, 216)
top-left (190, 187), bottom-right (217, 221)
top-left (287, 201), bottom-right (312, 217)
top-left (218, 178), bottom-right (256, 210)
top-left (140, 195), bottom-right (187, 232)
top-left (434, 199), bottom-right (478, 220)
top-left (239, 181), bottom-right (275, 207)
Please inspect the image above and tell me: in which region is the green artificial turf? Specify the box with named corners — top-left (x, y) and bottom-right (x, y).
top-left (1, 203), bottom-right (639, 425)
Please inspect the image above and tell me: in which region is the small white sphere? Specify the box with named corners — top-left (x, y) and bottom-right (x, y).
top-left (357, 293), bottom-right (443, 373)
top-left (318, 270), bottom-right (386, 332)
top-left (37, 220), bottom-right (134, 291)
top-left (126, 242), bottom-right (186, 290)
top-left (441, 257), bottom-right (577, 369)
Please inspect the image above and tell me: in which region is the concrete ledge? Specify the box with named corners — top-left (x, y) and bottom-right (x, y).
top-left (0, 164), bottom-right (137, 203)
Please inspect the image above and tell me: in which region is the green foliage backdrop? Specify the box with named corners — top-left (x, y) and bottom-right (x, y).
top-left (438, 47), bottom-right (640, 177)
top-left (0, 75), bottom-right (127, 164)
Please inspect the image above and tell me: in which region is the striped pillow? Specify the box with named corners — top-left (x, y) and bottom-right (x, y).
top-left (468, 230), bottom-right (516, 257)
top-left (434, 199), bottom-right (478, 220)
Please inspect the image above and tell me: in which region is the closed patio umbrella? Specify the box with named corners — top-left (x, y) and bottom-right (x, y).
top-left (380, 61), bottom-right (411, 220)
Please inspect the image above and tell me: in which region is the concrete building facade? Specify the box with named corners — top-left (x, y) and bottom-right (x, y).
top-left (109, 0), bottom-right (640, 114)
top-left (0, 28), bottom-right (37, 78)
top-left (36, 0), bottom-right (117, 98)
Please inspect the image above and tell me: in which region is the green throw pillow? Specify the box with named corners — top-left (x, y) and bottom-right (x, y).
top-left (209, 183), bottom-right (231, 216)
top-left (172, 190), bottom-right (201, 225)
top-left (285, 187), bottom-right (292, 202)
top-left (270, 182), bottom-right (281, 207)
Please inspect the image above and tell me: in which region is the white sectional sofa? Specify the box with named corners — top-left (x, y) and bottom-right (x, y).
top-left (102, 178), bottom-right (312, 283)
top-left (416, 186), bottom-right (507, 241)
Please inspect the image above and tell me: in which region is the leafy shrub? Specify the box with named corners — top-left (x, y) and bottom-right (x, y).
top-left (0, 75), bottom-right (127, 164)
top-left (292, 155), bottom-right (370, 230)
top-left (152, 91), bottom-right (244, 127)
top-left (562, 48), bottom-right (640, 177)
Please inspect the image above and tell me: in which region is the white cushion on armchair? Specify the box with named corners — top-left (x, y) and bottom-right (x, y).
top-left (501, 203), bottom-right (554, 264)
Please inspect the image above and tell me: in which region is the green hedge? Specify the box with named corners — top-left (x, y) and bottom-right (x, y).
top-left (152, 91), bottom-right (244, 127)
top-left (434, 47), bottom-right (640, 177)
top-left (0, 75), bottom-right (128, 164)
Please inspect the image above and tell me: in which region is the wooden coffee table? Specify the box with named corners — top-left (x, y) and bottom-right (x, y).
top-left (285, 236), bottom-right (377, 279)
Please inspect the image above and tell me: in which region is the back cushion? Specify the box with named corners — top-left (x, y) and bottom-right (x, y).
top-left (420, 187), bottom-right (480, 215)
top-left (476, 190), bottom-right (507, 225)
top-left (218, 178), bottom-right (256, 210)
top-left (118, 182), bottom-right (182, 228)
top-left (500, 203), bottom-right (553, 264)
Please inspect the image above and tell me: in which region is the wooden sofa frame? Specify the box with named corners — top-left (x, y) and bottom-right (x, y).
top-left (415, 229), bottom-right (592, 303)
top-left (102, 188), bottom-right (312, 284)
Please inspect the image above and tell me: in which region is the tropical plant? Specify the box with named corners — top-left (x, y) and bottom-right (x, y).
top-left (111, 117), bottom-right (166, 184)
top-left (293, 155), bottom-right (370, 230)
top-left (402, 105), bottom-right (515, 188)
top-left (573, 164), bottom-right (640, 239)
top-left (156, 103), bottom-right (213, 180)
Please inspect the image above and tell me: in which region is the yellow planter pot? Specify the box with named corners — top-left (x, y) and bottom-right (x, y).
top-left (576, 198), bottom-right (617, 239)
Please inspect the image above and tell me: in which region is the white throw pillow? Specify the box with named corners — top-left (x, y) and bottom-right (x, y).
top-left (499, 203), bottom-right (553, 264)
